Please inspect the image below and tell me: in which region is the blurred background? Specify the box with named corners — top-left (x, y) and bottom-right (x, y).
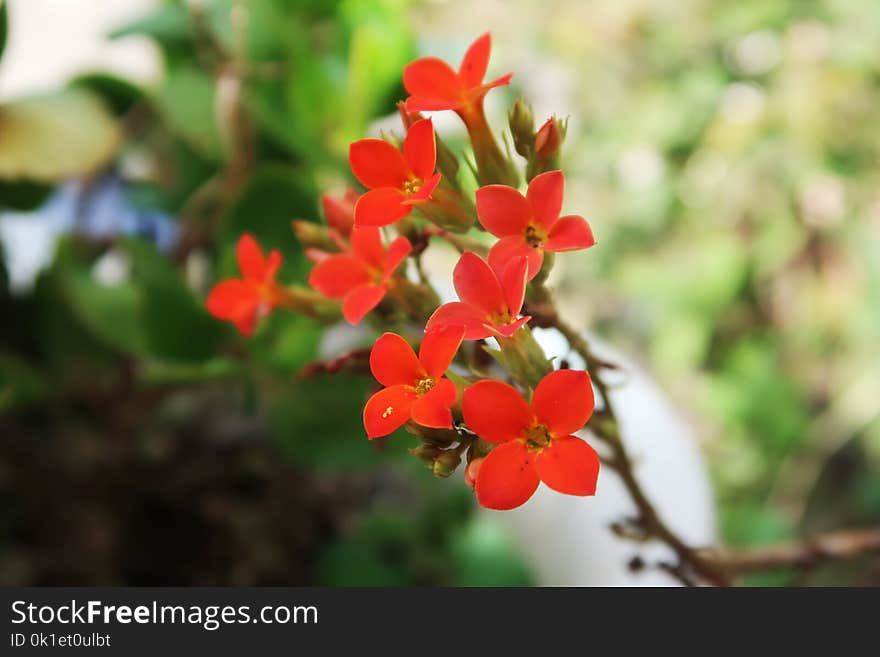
top-left (0, 0), bottom-right (878, 586)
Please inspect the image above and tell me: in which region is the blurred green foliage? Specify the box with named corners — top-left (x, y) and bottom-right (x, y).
top-left (0, 0), bottom-right (530, 585)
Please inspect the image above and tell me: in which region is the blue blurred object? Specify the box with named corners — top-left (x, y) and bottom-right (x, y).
top-left (40, 173), bottom-right (178, 250)
top-left (0, 173), bottom-right (178, 292)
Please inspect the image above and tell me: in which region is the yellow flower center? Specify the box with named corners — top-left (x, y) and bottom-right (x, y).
top-left (524, 224), bottom-right (546, 248)
top-left (402, 178), bottom-right (423, 195)
top-left (415, 377), bottom-right (435, 395)
top-left (523, 424), bottom-right (552, 451)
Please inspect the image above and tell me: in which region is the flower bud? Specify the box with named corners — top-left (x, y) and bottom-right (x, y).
top-left (273, 285), bottom-right (341, 323)
top-left (410, 444), bottom-right (443, 464)
top-left (387, 278), bottom-right (442, 325)
top-left (527, 117), bottom-right (566, 180)
top-left (291, 220), bottom-right (337, 255)
top-left (321, 189), bottom-right (357, 236)
top-left (534, 117), bottom-right (563, 162)
top-left (396, 100), bottom-right (422, 129)
top-left (416, 187), bottom-right (475, 233)
top-left (508, 99), bottom-right (535, 158)
top-left (432, 449), bottom-right (462, 478)
top-left (495, 326), bottom-right (553, 389)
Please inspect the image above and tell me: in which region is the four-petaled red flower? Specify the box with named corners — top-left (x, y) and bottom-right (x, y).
top-left (364, 327), bottom-right (465, 439)
top-left (462, 369), bottom-right (600, 510)
top-left (349, 118), bottom-right (441, 227)
top-left (403, 32), bottom-right (512, 119)
top-left (308, 226), bottom-right (412, 325)
top-left (206, 233), bottom-right (282, 337)
top-left (426, 252), bottom-right (530, 340)
top-left (476, 170), bottom-right (595, 281)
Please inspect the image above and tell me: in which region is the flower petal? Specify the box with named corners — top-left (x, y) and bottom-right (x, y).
top-left (363, 385), bottom-right (418, 439)
top-left (453, 252), bottom-right (505, 315)
top-left (354, 187), bottom-right (411, 227)
top-left (403, 118), bottom-right (436, 181)
top-left (419, 325), bottom-right (464, 378)
top-left (489, 315), bottom-right (532, 339)
top-left (544, 215), bottom-right (596, 252)
top-left (264, 250), bottom-right (282, 280)
top-left (349, 138), bottom-right (409, 189)
top-left (458, 32), bottom-right (491, 87)
top-left (475, 184), bottom-right (531, 237)
top-left (527, 170), bottom-right (565, 231)
top-left (426, 302), bottom-right (493, 341)
top-left (237, 234), bottom-right (267, 280)
top-left (206, 279), bottom-right (259, 323)
top-left (403, 57), bottom-right (461, 107)
top-left (342, 284), bottom-right (386, 324)
top-left (410, 377), bottom-right (457, 429)
top-left (532, 369), bottom-right (595, 437)
top-left (369, 332), bottom-right (424, 387)
top-left (475, 441), bottom-right (539, 510)
top-left (499, 256), bottom-right (529, 316)
top-left (405, 95), bottom-right (460, 112)
top-left (349, 226), bottom-right (384, 268)
top-left (383, 235), bottom-right (412, 279)
top-left (462, 379), bottom-right (532, 444)
top-left (534, 436), bottom-right (600, 496)
top-left (308, 255), bottom-right (371, 298)
top-left (488, 235), bottom-right (544, 282)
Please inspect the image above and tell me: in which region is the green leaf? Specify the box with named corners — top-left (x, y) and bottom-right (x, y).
top-left (250, 311), bottom-right (322, 374)
top-left (0, 179), bottom-right (52, 211)
top-left (59, 268), bottom-right (146, 355)
top-left (221, 164), bottom-right (316, 280)
top-left (339, 0), bottom-right (413, 142)
top-left (123, 238), bottom-right (226, 363)
top-left (70, 73), bottom-right (145, 117)
top-left (51, 238), bottom-right (225, 363)
top-left (0, 89), bottom-right (120, 182)
top-left (154, 66), bottom-right (220, 158)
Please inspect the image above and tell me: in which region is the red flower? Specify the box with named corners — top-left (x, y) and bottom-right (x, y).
top-left (363, 327), bottom-right (465, 439)
top-left (308, 226), bottom-right (411, 324)
top-left (462, 369), bottom-right (599, 510)
top-left (425, 252), bottom-right (531, 340)
top-left (205, 234), bottom-right (283, 337)
top-left (349, 118), bottom-right (441, 227)
top-left (403, 32), bottom-right (512, 118)
top-left (322, 188), bottom-right (358, 236)
top-left (476, 170), bottom-right (595, 281)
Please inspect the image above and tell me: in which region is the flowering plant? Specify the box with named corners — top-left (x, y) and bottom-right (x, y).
top-left (207, 32), bottom-right (601, 512)
top-left (202, 32), bottom-right (880, 585)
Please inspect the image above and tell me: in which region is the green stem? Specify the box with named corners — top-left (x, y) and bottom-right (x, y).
top-left (460, 103), bottom-right (519, 187)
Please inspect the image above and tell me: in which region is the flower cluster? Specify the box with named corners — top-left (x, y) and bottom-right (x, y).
top-left (206, 33), bottom-right (599, 510)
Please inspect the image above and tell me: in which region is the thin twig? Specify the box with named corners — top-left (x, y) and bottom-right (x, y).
top-left (699, 528), bottom-right (880, 574)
